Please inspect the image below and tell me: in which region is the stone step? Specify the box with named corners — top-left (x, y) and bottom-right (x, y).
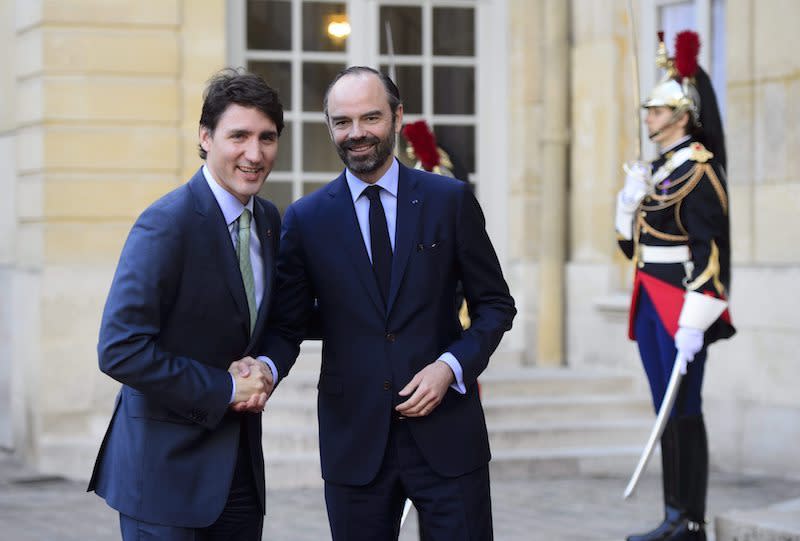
top-left (489, 445), bottom-right (653, 480)
top-left (482, 394), bottom-right (652, 424)
top-left (479, 368), bottom-right (636, 398)
top-left (261, 445), bottom-right (654, 489)
top-left (262, 418), bottom-right (653, 455)
top-left (715, 497), bottom-right (800, 541)
top-left (272, 367), bottom-right (638, 401)
top-left (263, 427), bottom-right (318, 454)
top-left (264, 394), bottom-right (653, 428)
top-left (487, 419), bottom-right (651, 451)
top-left (263, 451), bottom-right (323, 489)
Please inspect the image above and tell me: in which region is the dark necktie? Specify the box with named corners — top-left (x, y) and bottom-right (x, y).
top-left (364, 185), bottom-right (392, 305)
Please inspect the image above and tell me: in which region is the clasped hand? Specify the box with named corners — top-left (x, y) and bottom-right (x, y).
top-left (228, 357), bottom-right (274, 413)
top-left (395, 360), bottom-right (455, 418)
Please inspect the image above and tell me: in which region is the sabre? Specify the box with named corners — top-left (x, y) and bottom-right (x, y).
top-left (627, 0), bottom-right (643, 161)
top-left (623, 352), bottom-right (685, 499)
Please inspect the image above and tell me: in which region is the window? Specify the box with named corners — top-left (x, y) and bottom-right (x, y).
top-left (230, 0), bottom-right (349, 214)
top-left (378, 2), bottom-right (478, 176)
top-left (229, 0), bottom-right (485, 214)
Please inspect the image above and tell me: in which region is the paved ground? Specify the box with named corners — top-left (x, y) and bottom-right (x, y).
top-left (2, 454), bottom-right (799, 540)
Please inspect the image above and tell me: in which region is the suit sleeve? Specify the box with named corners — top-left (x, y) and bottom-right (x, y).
top-left (445, 184), bottom-right (516, 386)
top-left (262, 204), bottom-right (314, 380)
top-left (97, 206), bottom-right (231, 429)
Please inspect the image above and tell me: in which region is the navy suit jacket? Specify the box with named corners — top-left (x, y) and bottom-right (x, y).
top-left (264, 162), bottom-right (516, 486)
top-left (88, 169), bottom-right (280, 527)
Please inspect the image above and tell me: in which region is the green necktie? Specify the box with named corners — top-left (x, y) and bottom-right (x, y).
top-left (237, 209), bottom-right (257, 334)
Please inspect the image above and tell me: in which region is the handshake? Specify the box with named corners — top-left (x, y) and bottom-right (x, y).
top-left (227, 357), bottom-right (274, 413)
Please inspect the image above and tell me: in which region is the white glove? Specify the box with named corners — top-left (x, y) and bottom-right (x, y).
top-left (674, 326), bottom-right (704, 374)
top-left (620, 161), bottom-right (653, 208)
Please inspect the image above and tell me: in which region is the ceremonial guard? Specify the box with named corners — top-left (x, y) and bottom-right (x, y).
top-left (616, 31), bottom-right (735, 541)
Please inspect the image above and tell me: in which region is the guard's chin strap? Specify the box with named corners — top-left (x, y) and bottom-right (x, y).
top-left (648, 108), bottom-right (686, 140)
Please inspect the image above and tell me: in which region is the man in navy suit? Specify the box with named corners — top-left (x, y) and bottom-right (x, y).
top-left (88, 69), bottom-right (284, 540)
top-left (264, 66), bottom-right (516, 540)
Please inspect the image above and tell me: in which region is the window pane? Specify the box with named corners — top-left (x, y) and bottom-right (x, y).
top-left (380, 64), bottom-right (422, 115)
top-left (258, 181), bottom-right (293, 216)
top-left (303, 2), bottom-right (347, 52)
top-left (273, 123), bottom-right (292, 172)
top-left (248, 60), bottom-right (292, 111)
top-left (247, 0), bottom-right (291, 51)
top-left (434, 67), bottom-right (475, 115)
top-left (433, 7), bottom-right (475, 56)
top-left (303, 122), bottom-right (342, 172)
top-left (434, 125), bottom-right (475, 174)
top-left (303, 181), bottom-right (328, 195)
top-left (303, 62), bottom-right (345, 112)
top-left (379, 6), bottom-right (421, 55)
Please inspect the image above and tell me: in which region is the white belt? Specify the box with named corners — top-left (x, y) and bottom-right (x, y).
top-left (640, 245), bottom-right (690, 263)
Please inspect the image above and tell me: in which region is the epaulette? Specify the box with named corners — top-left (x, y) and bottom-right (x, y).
top-left (689, 142), bottom-right (713, 163)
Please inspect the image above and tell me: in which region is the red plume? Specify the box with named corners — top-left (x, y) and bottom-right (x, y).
top-left (674, 30), bottom-right (700, 78)
top-left (402, 120), bottom-right (440, 171)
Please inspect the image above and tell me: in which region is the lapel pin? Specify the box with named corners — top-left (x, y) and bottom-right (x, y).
top-left (411, 199), bottom-right (419, 205)
top-left (266, 229), bottom-right (273, 237)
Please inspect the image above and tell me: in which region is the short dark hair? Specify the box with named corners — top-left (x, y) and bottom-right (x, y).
top-left (322, 66), bottom-right (401, 119)
top-left (198, 68), bottom-right (284, 159)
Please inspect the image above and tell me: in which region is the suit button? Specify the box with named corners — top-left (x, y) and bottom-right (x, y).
top-left (385, 333), bottom-right (395, 342)
top-left (383, 381), bottom-right (391, 391)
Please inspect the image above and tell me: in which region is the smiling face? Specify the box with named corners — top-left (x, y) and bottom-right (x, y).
top-left (325, 72), bottom-right (403, 184)
top-left (199, 103), bottom-right (279, 204)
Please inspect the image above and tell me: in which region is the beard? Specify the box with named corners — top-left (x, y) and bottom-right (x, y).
top-left (335, 120), bottom-right (396, 175)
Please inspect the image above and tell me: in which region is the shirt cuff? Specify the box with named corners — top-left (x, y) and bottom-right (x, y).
top-left (257, 355), bottom-right (280, 386)
top-left (229, 373), bottom-right (236, 404)
top-left (439, 352), bottom-right (466, 394)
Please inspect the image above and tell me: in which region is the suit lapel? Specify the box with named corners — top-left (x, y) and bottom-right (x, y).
top-left (247, 199), bottom-right (274, 348)
top-left (328, 174), bottom-right (385, 316)
top-left (386, 165), bottom-right (423, 315)
top-left (188, 171), bottom-right (250, 336)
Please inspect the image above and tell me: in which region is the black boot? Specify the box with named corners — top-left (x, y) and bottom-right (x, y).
top-left (626, 419), bottom-right (684, 541)
top-left (665, 415), bottom-right (708, 541)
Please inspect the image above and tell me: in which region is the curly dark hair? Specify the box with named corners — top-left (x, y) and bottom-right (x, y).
top-left (198, 68), bottom-right (284, 160)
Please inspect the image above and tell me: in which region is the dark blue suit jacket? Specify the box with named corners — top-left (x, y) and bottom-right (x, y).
top-left (88, 169), bottom-right (280, 527)
top-left (264, 162), bottom-right (515, 486)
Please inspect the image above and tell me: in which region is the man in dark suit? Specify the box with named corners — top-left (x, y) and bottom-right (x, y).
top-left (263, 66), bottom-right (516, 540)
top-left (88, 69), bottom-right (283, 540)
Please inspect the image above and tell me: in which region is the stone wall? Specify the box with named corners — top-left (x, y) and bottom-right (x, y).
top-left (0, 0), bottom-right (227, 479)
top-left (704, 0), bottom-right (800, 477)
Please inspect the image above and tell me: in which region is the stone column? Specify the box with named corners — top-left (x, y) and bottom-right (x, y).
top-left (536, 0), bottom-right (569, 366)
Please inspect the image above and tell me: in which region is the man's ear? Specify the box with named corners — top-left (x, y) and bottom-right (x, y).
top-left (394, 104), bottom-right (404, 133)
top-left (199, 126), bottom-right (212, 153)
